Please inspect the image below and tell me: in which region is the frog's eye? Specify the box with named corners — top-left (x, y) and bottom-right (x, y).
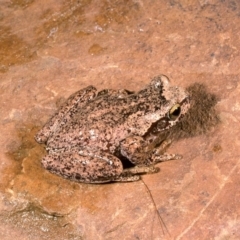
top-left (169, 104), bottom-right (181, 120)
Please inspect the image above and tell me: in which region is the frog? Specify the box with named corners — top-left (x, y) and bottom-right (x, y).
top-left (35, 75), bottom-right (190, 183)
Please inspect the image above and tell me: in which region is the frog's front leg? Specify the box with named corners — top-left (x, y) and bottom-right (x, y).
top-left (151, 139), bottom-right (182, 162)
top-left (35, 86), bottom-right (97, 143)
top-left (120, 136), bottom-right (181, 166)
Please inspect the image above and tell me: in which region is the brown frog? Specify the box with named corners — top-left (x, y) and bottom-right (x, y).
top-left (35, 75), bottom-right (190, 183)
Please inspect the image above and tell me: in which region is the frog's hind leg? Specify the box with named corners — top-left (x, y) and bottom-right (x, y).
top-left (35, 85), bottom-right (97, 143)
top-left (41, 150), bottom-right (124, 183)
top-left (113, 165), bottom-right (159, 182)
top-left (112, 175), bottom-right (140, 182)
top-left (122, 165), bottom-right (159, 175)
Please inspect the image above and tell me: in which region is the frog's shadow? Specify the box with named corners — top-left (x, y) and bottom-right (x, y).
top-left (167, 82), bottom-right (220, 140)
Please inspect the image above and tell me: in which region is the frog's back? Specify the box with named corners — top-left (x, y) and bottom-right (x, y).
top-left (47, 85), bottom-right (165, 151)
top-left (72, 88), bottom-right (163, 129)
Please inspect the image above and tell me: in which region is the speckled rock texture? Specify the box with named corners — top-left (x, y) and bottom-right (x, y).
top-left (0, 0), bottom-right (239, 239)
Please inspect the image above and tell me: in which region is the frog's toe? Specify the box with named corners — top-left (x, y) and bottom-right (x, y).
top-left (153, 153), bottom-right (182, 163)
top-left (148, 166), bottom-right (160, 173)
top-left (114, 175), bottom-right (140, 182)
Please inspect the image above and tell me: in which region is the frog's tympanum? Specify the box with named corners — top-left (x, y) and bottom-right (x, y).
top-left (35, 75), bottom-right (190, 183)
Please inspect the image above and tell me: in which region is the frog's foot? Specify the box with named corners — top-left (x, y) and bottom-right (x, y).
top-left (113, 175), bottom-right (140, 182)
top-left (113, 165), bottom-right (159, 182)
top-left (41, 150), bottom-right (123, 183)
top-left (152, 153), bottom-right (182, 163)
top-left (122, 165), bottom-right (159, 175)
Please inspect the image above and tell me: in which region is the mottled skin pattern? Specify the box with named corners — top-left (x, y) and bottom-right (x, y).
top-left (35, 75), bottom-right (190, 183)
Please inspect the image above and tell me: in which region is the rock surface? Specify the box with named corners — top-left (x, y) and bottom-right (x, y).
top-left (0, 0), bottom-right (240, 239)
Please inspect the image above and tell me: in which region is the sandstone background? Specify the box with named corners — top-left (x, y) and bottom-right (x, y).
top-left (0, 1), bottom-right (239, 239)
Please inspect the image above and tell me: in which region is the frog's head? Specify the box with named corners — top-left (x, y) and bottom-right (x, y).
top-left (145, 75), bottom-right (190, 134)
